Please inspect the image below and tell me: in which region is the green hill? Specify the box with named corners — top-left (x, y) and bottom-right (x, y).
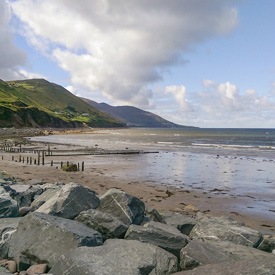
top-left (0, 79), bottom-right (124, 128)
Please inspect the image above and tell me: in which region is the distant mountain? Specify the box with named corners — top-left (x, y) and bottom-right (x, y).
top-left (0, 79), bottom-right (124, 128)
top-left (82, 98), bottom-right (193, 128)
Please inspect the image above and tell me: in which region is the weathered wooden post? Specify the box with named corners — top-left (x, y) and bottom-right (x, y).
top-left (38, 151), bottom-right (40, 165)
top-left (42, 150), bottom-right (45, 165)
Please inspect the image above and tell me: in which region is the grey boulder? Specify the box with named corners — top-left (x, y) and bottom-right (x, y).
top-left (75, 209), bottom-right (128, 240)
top-left (9, 184), bottom-right (43, 207)
top-left (50, 239), bottom-right (178, 275)
top-left (161, 212), bottom-right (197, 235)
top-left (125, 221), bottom-right (188, 258)
top-left (257, 235), bottom-right (275, 253)
top-left (190, 216), bottom-right (262, 247)
top-left (180, 239), bottom-right (274, 270)
top-left (35, 182), bottom-right (100, 219)
top-left (98, 188), bottom-right (145, 225)
top-left (8, 212), bottom-right (102, 268)
top-left (174, 256), bottom-right (275, 275)
top-left (0, 218), bottom-right (21, 258)
top-left (0, 187), bottom-right (19, 218)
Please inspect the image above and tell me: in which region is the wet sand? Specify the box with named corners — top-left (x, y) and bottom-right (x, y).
top-left (0, 135), bottom-right (274, 233)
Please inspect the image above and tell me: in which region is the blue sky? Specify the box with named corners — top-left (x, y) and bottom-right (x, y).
top-left (1, 0), bottom-right (275, 128)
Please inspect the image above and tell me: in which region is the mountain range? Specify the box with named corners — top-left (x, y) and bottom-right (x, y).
top-left (82, 98), bottom-right (189, 128)
top-left (0, 78), bottom-right (192, 128)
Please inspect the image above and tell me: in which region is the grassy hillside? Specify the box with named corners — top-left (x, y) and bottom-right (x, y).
top-left (82, 98), bottom-right (193, 128)
top-left (0, 79), bottom-right (124, 128)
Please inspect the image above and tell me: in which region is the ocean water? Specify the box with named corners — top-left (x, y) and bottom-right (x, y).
top-left (31, 128), bottom-right (275, 218)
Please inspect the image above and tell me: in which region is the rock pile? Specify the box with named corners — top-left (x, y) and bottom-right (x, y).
top-left (0, 171), bottom-right (275, 274)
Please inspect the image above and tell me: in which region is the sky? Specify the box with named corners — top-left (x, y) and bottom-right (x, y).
top-left (1, 0), bottom-right (275, 128)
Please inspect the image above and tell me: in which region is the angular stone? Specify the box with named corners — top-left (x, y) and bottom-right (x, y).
top-left (180, 239), bottom-right (273, 270)
top-left (125, 221), bottom-right (188, 258)
top-left (35, 182), bottom-right (100, 219)
top-left (0, 218), bottom-right (21, 258)
top-left (75, 209), bottom-right (128, 240)
top-left (257, 235), bottom-right (275, 253)
top-left (0, 187), bottom-right (19, 218)
top-left (97, 189), bottom-right (145, 225)
top-left (8, 212), bottom-right (103, 268)
top-left (0, 266), bottom-right (13, 274)
top-left (190, 216), bottom-right (262, 247)
top-left (50, 239), bottom-right (178, 275)
top-left (27, 264), bottom-right (48, 275)
top-left (9, 184), bottom-right (43, 207)
top-left (174, 256), bottom-right (275, 275)
top-left (144, 207), bottom-right (166, 223)
top-left (30, 188), bottom-right (60, 211)
top-left (161, 212), bottom-right (197, 235)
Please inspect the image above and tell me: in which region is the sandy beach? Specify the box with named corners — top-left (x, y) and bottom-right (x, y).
top-left (0, 129), bottom-right (274, 234)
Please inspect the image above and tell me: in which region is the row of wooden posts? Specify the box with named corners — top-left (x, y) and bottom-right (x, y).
top-left (1, 144), bottom-right (84, 171)
top-left (1, 144), bottom-right (53, 156)
top-left (6, 154), bottom-right (85, 171)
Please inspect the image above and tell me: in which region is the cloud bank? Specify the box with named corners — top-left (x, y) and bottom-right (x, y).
top-left (0, 0), bottom-right (27, 80)
top-left (10, 0), bottom-right (239, 107)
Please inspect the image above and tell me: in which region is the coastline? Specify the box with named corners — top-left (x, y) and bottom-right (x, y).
top-left (0, 129), bottom-right (274, 234)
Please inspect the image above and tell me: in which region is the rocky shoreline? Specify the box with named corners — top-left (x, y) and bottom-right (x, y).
top-left (0, 171), bottom-right (275, 274)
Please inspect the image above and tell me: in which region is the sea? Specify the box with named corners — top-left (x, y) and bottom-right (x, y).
top-left (31, 128), bottom-right (275, 219)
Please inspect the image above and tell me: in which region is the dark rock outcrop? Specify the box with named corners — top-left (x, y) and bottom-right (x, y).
top-left (35, 182), bottom-right (100, 219)
top-left (161, 212), bottom-right (197, 235)
top-left (75, 209), bottom-right (128, 240)
top-left (50, 239), bottom-right (178, 275)
top-left (8, 212), bottom-right (103, 268)
top-left (190, 216), bottom-right (262, 247)
top-left (98, 189), bottom-right (146, 225)
top-left (125, 221), bottom-right (189, 258)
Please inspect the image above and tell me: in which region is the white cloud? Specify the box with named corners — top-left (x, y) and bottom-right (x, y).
top-left (10, 0), bottom-right (240, 107)
top-left (165, 85), bottom-right (193, 112)
top-left (0, 0), bottom-right (27, 80)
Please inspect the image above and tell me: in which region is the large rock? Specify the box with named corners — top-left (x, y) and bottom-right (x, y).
top-left (75, 209), bottom-right (128, 240)
top-left (0, 266), bottom-right (13, 274)
top-left (174, 256), bottom-right (275, 275)
top-left (0, 218), bottom-right (21, 258)
top-left (125, 221), bottom-right (188, 258)
top-left (50, 239), bottom-right (178, 275)
top-left (190, 216), bottom-right (262, 247)
top-left (9, 184), bottom-right (43, 207)
top-left (98, 189), bottom-right (145, 225)
top-left (35, 182), bottom-right (100, 219)
top-left (161, 212), bottom-right (197, 235)
top-left (30, 188), bottom-right (61, 211)
top-left (180, 239), bottom-right (273, 270)
top-left (0, 187), bottom-right (20, 218)
top-left (8, 212), bottom-right (103, 268)
top-left (257, 235), bottom-right (275, 253)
